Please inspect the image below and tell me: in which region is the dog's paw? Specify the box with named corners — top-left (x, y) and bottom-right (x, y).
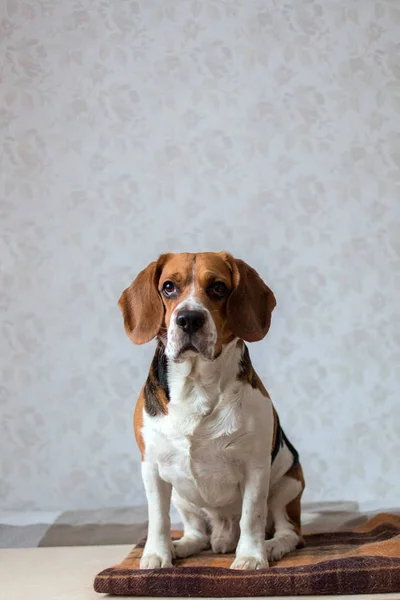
top-left (173, 535), bottom-right (209, 558)
top-left (230, 555), bottom-right (269, 570)
top-left (265, 539), bottom-right (287, 562)
top-left (265, 532), bottom-right (299, 562)
top-left (140, 553), bottom-right (173, 569)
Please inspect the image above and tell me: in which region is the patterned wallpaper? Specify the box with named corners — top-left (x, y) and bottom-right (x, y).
top-left (1, 1), bottom-right (399, 511)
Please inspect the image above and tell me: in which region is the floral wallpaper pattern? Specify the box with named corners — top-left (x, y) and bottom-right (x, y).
top-left (1, 0), bottom-right (399, 510)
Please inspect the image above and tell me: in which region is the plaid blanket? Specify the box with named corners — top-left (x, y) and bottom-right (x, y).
top-left (94, 513), bottom-right (400, 597)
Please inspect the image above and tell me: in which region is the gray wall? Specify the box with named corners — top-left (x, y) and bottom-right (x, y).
top-left (1, 0), bottom-right (399, 510)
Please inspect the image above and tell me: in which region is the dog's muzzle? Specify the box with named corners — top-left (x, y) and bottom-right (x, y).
top-left (167, 308), bottom-right (216, 362)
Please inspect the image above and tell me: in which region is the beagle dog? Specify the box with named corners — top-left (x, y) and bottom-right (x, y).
top-left (119, 252), bottom-right (305, 570)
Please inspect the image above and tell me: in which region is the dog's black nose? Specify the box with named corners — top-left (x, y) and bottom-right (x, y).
top-left (176, 310), bottom-right (206, 335)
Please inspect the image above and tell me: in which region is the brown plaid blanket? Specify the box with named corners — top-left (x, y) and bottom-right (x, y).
top-left (94, 513), bottom-right (400, 596)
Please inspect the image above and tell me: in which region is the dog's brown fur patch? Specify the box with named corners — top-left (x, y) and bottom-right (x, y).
top-left (133, 389), bottom-right (145, 460)
top-left (236, 342), bottom-right (270, 398)
top-left (285, 462), bottom-right (306, 541)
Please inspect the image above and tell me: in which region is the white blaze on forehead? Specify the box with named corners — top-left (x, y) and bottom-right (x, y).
top-left (174, 256), bottom-right (203, 312)
top-left (186, 256), bottom-right (199, 305)
top-left (165, 258), bottom-right (218, 362)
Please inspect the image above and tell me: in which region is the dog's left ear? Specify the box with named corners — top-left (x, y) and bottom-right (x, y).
top-left (118, 254), bottom-right (171, 345)
top-left (219, 253), bottom-right (276, 342)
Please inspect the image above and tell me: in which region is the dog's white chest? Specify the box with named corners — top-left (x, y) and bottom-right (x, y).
top-left (158, 424), bottom-right (243, 508)
top-left (153, 390), bottom-right (242, 505)
top-left (143, 375), bottom-right (271, 510)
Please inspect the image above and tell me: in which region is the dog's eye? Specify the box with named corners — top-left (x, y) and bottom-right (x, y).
top-left (210, 281), bottom-right (227, 298)
top-left (162, 280), bottom-right (177, 297)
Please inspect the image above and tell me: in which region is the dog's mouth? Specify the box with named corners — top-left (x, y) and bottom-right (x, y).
top-left (166, 325), bottom-right (217, 363)
top-left (174, 341), bottom-right (217, 363)
top-left (176, 343), bottom-right (199, 358)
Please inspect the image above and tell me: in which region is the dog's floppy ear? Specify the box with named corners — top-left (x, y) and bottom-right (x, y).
top-left (220, 253), bottom-right (276, 342)
top-left (118, 255), bottom-right (171, 345)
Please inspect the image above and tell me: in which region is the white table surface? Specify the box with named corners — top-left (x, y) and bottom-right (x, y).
top-left (0, 544), bottom-right (398, 600)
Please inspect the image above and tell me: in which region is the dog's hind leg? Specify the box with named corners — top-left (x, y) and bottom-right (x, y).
top-left (172, 491), bottom-right (210, 558)
top-left (265, 463), bottom-right (305, 562)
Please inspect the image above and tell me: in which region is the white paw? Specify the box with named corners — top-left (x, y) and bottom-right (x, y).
top-left (173, 536), bottom-right (209, 558)
top-left (140, 553), bottom-right (173, 569)
top-left (230, 555), bottom-right (269, 570)
top-left (265, 535), bottom-right (297, 562)
top-left (211, 535), bottom-right (237, 554)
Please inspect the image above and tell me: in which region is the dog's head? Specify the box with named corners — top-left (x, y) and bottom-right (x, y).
top-left (118, 252), bottom-right (276, 362)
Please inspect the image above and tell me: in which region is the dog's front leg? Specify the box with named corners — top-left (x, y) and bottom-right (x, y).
top-left (140, 461), bottom-right (174, 569)
top-left (231, 464), bottom-right (269, 570)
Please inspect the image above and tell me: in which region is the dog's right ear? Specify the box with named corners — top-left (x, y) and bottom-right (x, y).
top-left (118, 255), bottom-right (171, 345)
top-left (219, 252), bottom-right (276, 343)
